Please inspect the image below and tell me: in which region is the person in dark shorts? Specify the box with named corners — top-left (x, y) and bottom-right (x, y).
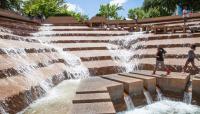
top-left (183, 45), bottom-right (200, 72)
top-left (153, 47), bottom-right (170, 75)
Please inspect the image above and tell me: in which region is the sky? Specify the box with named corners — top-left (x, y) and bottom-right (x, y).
top-left (64, 0), bottom-right (144, 18)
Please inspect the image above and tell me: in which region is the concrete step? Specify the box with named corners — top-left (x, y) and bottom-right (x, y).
top-left (131, 70), bottom-right (190, 98)
top-left (102, 74), bottom-right (143, 96)
top-left (32, 31), bottom-right (130, 37)
top-left (0, 53), bottom-right (65, 78)
top-left (119, 73), bottom-right (156, 94)
top-left (76, 77), bottom-right (124, 103)
top-left (72, 93), bottom-right (111, 103)
top-left (0, 63), bottom-right (67, 100)
top-left (69, 102), bottom-right (116, 114)
top-left (0, 63), bottom-right (67, 114)
top-left (134, 47), bottom-right (200, 56)
top-left (53, 43), bottom-right (118, 49)
top-left (101, 74), bottom-right (146, 106)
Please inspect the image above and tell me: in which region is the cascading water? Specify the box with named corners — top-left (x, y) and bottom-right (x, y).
top-left (122, 100), bottom-right (200, 114)
top-left (0, 24), bottom-right (90, 113)
top-left (143, 89), bottom-right (153, 104)
top-left (107, 32), bottom-right (145, 72)
top-left (124, 95), bottom-right (135, 111)
top-left (183, 91), bottom-right (192, 104)
top-left (32, 24), bottom-right (90, 79)
top-left (156, 87), bottom-right (164, 101)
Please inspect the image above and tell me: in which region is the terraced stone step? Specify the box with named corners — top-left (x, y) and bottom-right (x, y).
top-left (102, 74), bottom-right (143, 96)
top-left (138, 58), bottom-right (200, 66)
top-left (72, 93), bottom-right (111, 103)
top-left (76, 77), bottom-right (124, 103)
top-left (0, 63), bottom-right (67, 114)
top-left (69, 102), bottom-right (116, 114)
top-left (32, 31), bottom-right (130, 37)
top-left (131, 70), bottom-right (190, 98)
top-left (119, 73), bottom-right (156, 94)
top-left (134, 47), bottom-right (200, 56)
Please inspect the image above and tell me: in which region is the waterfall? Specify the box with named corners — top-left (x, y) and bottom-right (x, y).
top-left (184, 91), bottom-right (192, 104)
top-left (107, 32), bottom-right (145, 72)
top-left (32, 24), bottom-right (90, 79)
top-left (124, 95), bottom-right (135, 111)
top-left (0, 24), bottom-right (90, 113)
top-left (144, 89), bottom-right (153, 104)
top-left (122, 100), bottom-right (200, 114)
top-left (156, 87), bottom-right (164, 101)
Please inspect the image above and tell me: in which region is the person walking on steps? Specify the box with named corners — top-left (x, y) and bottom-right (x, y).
top-left (153, 47), bottom-right (171, 75)
top-left (183, 44), bottom-right (200, 73)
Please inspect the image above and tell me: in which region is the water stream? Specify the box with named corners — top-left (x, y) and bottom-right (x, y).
top-left (144, 90), bottom-right (153, 105)
top-left (107, 32), bottom-right (145, 72)
top-left (0, 25), bottom-right (89, 114)
top-left (124, 95), bottom-right (135, 111)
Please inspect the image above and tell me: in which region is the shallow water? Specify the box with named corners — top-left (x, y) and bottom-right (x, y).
top-left (120, 100), bottom-right (200, 114)
top-left (19, 80), bottom-right (80, 114)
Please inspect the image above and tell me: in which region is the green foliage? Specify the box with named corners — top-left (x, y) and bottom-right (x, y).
top-left (98, 4), bottom-right (123, 20)
top-left (22, 0), bottom-right (88, 21)
top-left (143, 0), bottom-right (177, 17)
top-left (23, 0), bottom-right (64, 17)
top-left (0, 0), bottom-right (23, 11)
top-left (128, 8), bottom-right (146, 19)
top-left (128, 0), bottom-right (200, 19)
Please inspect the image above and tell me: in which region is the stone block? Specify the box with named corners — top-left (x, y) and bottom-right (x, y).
top-left (102, 74), bottom-right (143, 97)
top-left (69, 102), bottom-right (116, 114)
top-left (72, 93), bottom-right (111, 103)
top-left (119, 73), bottom-right (156, 95)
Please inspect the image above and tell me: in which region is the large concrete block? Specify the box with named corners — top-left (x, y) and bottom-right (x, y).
top-left (102, 74), bottom-right (143, 97)
top-left (72, 93), bottom-right (111, 103)
top-left (76, 77), bottom-right (124, 103)
top-left (119, 73), bottom-right (156, 95)
top-left (132, 70), bottom-right (190, 98)
top-left (69, 102), bottom-right (116, 114)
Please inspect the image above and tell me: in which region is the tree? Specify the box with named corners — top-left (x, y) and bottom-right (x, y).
top-left (23, 0), bottom-right (65, 18)
top-left (0, 0), bottom-right (23, 11)
top-left (98, 4), bottom-right (123, 19)
top-left (128, 8), bottom-right (146, 19)
top-left (143, 0), bottom-right (177, 17)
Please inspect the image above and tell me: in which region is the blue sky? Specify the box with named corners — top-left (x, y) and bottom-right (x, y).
top-left (65, 0), bottom-right (144, 18)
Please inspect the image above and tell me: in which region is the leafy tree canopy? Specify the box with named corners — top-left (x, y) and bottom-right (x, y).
top-left (97, 3), bottom-right (123, 20)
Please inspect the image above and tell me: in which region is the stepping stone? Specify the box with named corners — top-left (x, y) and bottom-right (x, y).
top-left (102, 74), bottom-right (143, 97)
top-left (72, 93), bottom-right (111, 103)
top-left (119, 73), bottom-right (156, 94)
top-left (76, 77), bottom-right (124, 103)
top-left (69, 102), bottom-right (116, 114)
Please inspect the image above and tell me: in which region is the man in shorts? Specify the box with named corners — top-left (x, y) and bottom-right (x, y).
top-left (183, 44), bottom-right (200, 72)
top-left (153, 47), bottom-right (169, 75)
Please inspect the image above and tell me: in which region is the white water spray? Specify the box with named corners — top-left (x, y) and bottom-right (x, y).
top-left (107, 32), bottom-right (145, 72)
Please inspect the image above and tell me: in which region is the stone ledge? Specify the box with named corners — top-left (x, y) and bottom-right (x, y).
top-left (69, 102), bottom-right (116, 114)
top-left (132, 70), bottom-right (190, 98)
top-left (119, 73), bottom-right (156, 95)
top-left (73, 93), bottom-right (111, 103)
top-left (102, 74), bottom-right (143, 97)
